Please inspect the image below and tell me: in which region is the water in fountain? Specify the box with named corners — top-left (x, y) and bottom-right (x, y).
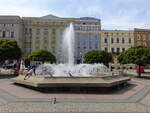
top-left (36, 63), bottom-right (110, 77)
top-left (62, 23), bottom-right (75, 66)
top-left (35, 23), bottom-right (110, 77)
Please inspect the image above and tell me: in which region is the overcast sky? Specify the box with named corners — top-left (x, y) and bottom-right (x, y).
top-left (0, 0), bottom-right (150, 30)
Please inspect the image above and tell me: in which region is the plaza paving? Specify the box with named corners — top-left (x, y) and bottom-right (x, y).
top-left (0, 75), bottom-right (149, 112)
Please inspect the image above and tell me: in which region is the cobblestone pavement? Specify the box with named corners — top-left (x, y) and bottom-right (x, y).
top-left (0, 78), bottom-right (149, 112)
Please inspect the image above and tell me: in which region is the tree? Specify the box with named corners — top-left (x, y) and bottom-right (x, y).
top-left (28, 50), bottom-right (56, 63)
top-left (0, 39), bottom-right (22, 62)
top-left (83, 50), bottom-right (113, 66)
top-left (118, 46), bottom-right (150, 77)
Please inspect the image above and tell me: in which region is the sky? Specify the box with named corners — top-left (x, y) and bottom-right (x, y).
top-left (0, 0), bottom-right (150, 30)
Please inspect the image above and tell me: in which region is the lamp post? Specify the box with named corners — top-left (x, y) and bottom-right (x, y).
top-left (80, 52), bottom-right (83, 64)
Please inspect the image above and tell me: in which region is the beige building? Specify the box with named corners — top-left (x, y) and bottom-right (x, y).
top-left (2, 14), bottom-right (150, 63)
top-left (134, 28), bottom-right (150, 46)
top-left (22, 15), bottom-right (101, 63)
top-left (22, 15), bottom-right (70, 61)
top-left (0, 16), bottom-right (23, 49)
top-left (100, 30), bottom-right (134, 54)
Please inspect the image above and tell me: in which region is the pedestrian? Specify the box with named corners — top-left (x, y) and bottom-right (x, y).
top-left (24, 67), bottom-right (34, 80)
top-left (33, 66), bottom-right (36, 76)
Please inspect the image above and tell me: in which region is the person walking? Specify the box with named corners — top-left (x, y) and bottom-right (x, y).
top-left (33, 66), bottom-right (36, 76)
top-left (24, 67), bottom-right (34, 80)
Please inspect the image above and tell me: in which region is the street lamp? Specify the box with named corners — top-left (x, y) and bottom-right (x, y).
top-left (79, 52), bottom-right (83, 64)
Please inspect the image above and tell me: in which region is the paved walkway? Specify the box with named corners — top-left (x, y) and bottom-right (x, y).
top-left (0, 77), bottom-right (149, 112)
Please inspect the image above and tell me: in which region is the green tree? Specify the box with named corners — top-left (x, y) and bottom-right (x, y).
top-left (118, 46), bottom-right (150, 77)
top-left (28, 50), bottom-right (56, 63)
top-left (0, 39), bottom-right (22, 62)
top-left (83, 50), bottom-right (113, 66)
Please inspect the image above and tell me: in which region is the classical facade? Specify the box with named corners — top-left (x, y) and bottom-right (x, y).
top-left (1, 14), bottom-right (150, 63)
top-left (0, 16), bottom-right (23, 49)
top-left (134, 28), bottom-right (150, 46)
top-left (22, 15), bottom-right (101, 63)
top-left (100, 30), bottom-right (134, 54)
top-left (22, 15), bottom-right (68, 62)
top-left (74, 17), bottom-right (101, 63)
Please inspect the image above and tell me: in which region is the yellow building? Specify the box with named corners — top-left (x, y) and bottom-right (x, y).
top-left (22, 15), bottom-right (101, 63)
top-left (22, 15), bottom-right (71, 62)
top-left (100, 30), bottom-right (134, 54)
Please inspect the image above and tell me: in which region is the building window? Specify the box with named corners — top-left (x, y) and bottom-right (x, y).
top-left (111, 48), bottom-right (114, 53)
top-left (104, 38), bottom-right (108, 43)
top-left (148, 35), bottom-right (150, 40)
top-left (36, 29), bottom-right (40, 35)
top-left (44, 22), bottom-right (48, 25)
top-left (43, 29), bottom-right (48, 35)
top-left (0, 30), bottom-right (1, 37)
top-left (122, 38), bottom-right (125, 44)
top-left (143, 35), bottom-right (146, 40)
top-left (117, 48), bottom-right (120, 53)
top-left (2, 31), bottom-right (5, 38)
top-left (52, 28), bottom-right (56, 34)
top-left (105, 48), bottom-right (108, 52)
top-left (35, 46), bottom-right (40, 50)
top-left (25, 28), bottom-right (27, 34)
top-left (137, 35), bottom-right (140, 40)
top-left (43, 37), bottom-right (48, 43)
top-left (129, 38), bottom-right (131, 44)
top-left (11, 32), bottom-right (14, 38)
top-left (29, 28), bottom-right (32, 34)
top-left (122, 48), bottom-right (125, 52)
top-left (95, 43), bottom-right (98, 49)
top-left (43, 46), bottom-right (47, 50)
top-left (111, 38), bottom-right (114, 43)
top-left (143, 42), bottom-right (147, 46)
top-left (117, 38), bottom-right (119, 43)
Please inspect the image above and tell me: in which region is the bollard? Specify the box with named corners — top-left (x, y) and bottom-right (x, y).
top-left (52, 97), bottom-right (56, 104)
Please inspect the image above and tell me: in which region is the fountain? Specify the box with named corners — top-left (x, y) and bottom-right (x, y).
top-left (62, 23), bottom-right (75, 66)
top-left (35, 23), bottom-right (110, 77)
top-left (12, 23), bottom-right (130, 89)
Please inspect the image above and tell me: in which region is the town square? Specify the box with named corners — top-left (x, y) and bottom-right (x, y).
top-left (0, 0), bottom-right (150, 113)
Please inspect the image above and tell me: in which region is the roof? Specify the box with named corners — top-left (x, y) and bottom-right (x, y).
top-left (134, 28), bottom-right (150, 31)
top-left (0, 15), bottom-right (21, 20)
top-left (40, 14), bottom-right (60, 19)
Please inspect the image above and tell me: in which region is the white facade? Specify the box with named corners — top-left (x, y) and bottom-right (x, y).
top-left (0, 16), bottom-right (23, 49)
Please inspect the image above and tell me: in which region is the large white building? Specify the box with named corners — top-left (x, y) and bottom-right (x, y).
top-left (0, 16), bottom-right (23, 49)
top-left (74, 17), bottom-right (101, 63)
